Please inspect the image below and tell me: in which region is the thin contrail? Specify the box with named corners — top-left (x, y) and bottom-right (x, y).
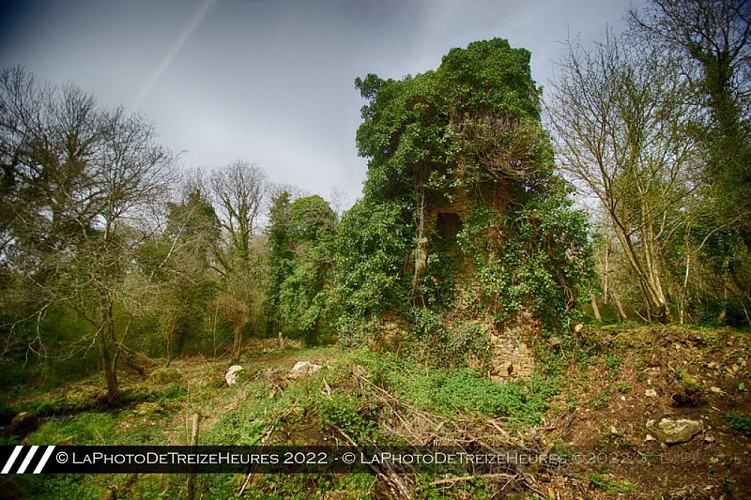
top-left (455, 0), bottom-right (549, 42)
top-left (133, 0), bottom-right (215, 109)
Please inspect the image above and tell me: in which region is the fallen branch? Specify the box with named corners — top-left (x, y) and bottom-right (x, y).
top-left (416, 472), bottom-right (516, 492)
top-left (120, 344), bottom-right (159, 378)
top-left (334, 425), bottom-right (414, 500)
top-left (239, 396), bottom-right (302, 496)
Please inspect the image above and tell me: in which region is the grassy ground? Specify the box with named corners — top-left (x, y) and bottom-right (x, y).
top-left (1, 325), bottom-right (750, 498)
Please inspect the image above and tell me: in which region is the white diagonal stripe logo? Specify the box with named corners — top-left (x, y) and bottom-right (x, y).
top-left (1, 446), bottom-right (24, 474)
top-left (33, 446), bottom-right (55, 474)
top-left (17, 445), bottom-right (39, 474)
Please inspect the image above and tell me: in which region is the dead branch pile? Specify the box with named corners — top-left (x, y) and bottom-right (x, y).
top-left (330, 367), bottom-right (567, 498)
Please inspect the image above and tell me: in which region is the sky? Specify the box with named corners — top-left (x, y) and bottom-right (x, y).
top-left (0, 0), bottom-right (640, 209)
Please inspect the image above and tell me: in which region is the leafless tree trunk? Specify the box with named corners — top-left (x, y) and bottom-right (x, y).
top-left (210, 160), bottom-right (266, 266)
top-left (546, 33), bottom-right (699, 323)
top-left (210, 160), bottom-right (268, 359)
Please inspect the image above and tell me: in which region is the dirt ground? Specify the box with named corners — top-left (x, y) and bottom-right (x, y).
top-left (541, 326), bottom-right (751, 498)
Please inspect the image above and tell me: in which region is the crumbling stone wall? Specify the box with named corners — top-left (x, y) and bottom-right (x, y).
top-left (488, 312), bottom-right (538, 382)
top-left (429, 188), bottom-right (540, 382)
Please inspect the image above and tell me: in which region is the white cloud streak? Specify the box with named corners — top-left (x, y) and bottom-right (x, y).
top-left (133, 0), bottom-right (215, 109)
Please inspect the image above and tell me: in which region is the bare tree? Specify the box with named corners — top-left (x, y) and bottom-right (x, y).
top-left (628, 0), bottom-right (750, 109)
top-left (209, 160), bottom-right (268, 361)
top-left (629, 0), bottom-right (751, 251)
top-left (0, 67), bottom-right (42, 254)
top-left (545, 34), bottom-right (700, 322)
top-left (152, 181), bottom-right (221, 363)
top-left (210, 160), bottom-right (266, 267)
top-left (326, 186), bottom-right (349, 220)
top-left (1, 68), bottom-right (174, 401)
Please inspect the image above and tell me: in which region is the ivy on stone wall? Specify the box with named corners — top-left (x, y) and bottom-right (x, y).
top-left (338, 39), bottom-right (594, 362)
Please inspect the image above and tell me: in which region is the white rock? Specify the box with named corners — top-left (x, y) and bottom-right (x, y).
top-left (225, 365), bottom-right (243, 386)
top-left (289, 361), bottom-right (322, 378)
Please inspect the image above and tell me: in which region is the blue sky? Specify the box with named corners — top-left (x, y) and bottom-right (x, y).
top-left (0, 0), bottom-right (639, 207)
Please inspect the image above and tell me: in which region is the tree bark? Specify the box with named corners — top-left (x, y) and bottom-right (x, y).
top-left (591, 296), bottom-right (602, 322)
top-left (412, 184), bottom-right (428, 301)
top-left (99, 290), bottom-right (120, 403)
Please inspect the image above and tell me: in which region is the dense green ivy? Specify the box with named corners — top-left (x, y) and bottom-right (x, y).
top-left (267, 194), bottom-right (339, 344)
top-left (335, 199), bottom-right (413, 345)
top-left (338, 38), bottom-right (593, 362)
top-left (458, 188), bottom-right (593, 332)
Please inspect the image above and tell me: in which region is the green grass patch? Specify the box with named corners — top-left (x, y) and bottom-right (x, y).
top-left (203, 385), bottom-right (273, 446)
top-left (724, 411), bottom-right (751, 437)
top-left (27, 384), bottom-right (107, 415)
top-left (147, 366), bottom-right (182, 385)
top-left (5, 473), bottom-right (101, 500)
top-left (335, 350), bottom-right (560, 429)
top-left (587, 472), bottom-right (636, 494)
top-left (26, 412), bottom-right (116, 445)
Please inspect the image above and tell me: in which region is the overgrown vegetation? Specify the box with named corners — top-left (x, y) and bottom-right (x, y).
top-left (2, 346), bottom-right (566, 498)
top-left (547, 0), bottom-right (751, 326)
top-left (1, 0), bottom-right (750, 497)
top-left (2, 1), bottom-right (748, 399)
top-left (724, 411), bottom-right (751, 438)
top-left (3, 324), bottom-right (748, 498)
top-left (338, 38), bottom-right (593, 361)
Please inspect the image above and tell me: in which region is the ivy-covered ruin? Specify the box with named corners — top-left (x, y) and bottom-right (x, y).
top-left (337, 38), bottom-right (593, 376)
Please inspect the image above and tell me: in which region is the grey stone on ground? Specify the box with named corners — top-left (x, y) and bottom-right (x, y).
top-left (225, 365), bottom-right (243, 386)
top-left (646, 417), bottom-right (703, 444)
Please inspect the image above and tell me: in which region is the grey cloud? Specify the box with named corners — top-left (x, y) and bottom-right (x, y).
top-left (0, 0), bottom-right (641, 206)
